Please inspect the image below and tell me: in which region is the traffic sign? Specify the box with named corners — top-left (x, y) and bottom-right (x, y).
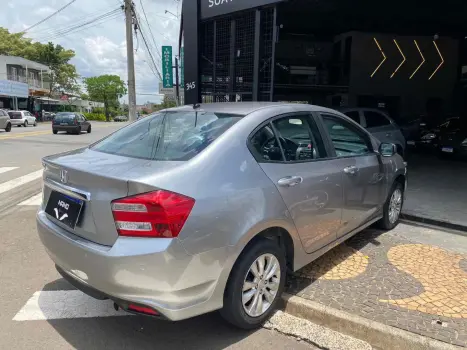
top-left (159, 83), bottom-right (174, 95)
top-left (162, 46), bottom-right (173, 88)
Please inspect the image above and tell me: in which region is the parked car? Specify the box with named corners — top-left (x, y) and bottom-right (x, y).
top-left (339, 108), bottom-right (406, 158)
top-left (0, 109), bottom-right (12, 132)
top-left (114, 115), bottom-right (128, 122)
top-left (8, 110), bottom-right (37, 127)
top-left (52, 112), bottom-right (91, 135)
top-left (407, 117), bottom-right (461, 152)
top-left (37, 103), bottom-right (406, 329)
top-left (43, 111), bottom-right (56, 121)
top-left (437, 117), bottom-right (467, 158)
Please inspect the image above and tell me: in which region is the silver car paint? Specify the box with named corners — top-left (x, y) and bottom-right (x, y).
top-left (37, 102), bottom-right (406, 322)
top-left (9, 110), bottom-right (36, 126)
top-left (0, 109), bottom-right (10, 129)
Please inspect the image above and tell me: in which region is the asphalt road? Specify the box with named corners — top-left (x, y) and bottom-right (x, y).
top-left (0, 121), bottom-right (320, 350)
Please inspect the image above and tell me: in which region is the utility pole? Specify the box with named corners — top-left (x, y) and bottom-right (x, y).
top-left (124, 0), bottom-right (137, 121)
top-left (174, 57), bottom-right (180, 106)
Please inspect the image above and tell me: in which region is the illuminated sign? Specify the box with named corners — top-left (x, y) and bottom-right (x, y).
top-left (371, 38), bottom-right (445, 80)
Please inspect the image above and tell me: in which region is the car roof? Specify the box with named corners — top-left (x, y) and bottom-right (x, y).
top-left (163, 102), bottom-right (340, 116)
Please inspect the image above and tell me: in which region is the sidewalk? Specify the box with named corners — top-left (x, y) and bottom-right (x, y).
top-left (286, 223), bottom-right (467, 347)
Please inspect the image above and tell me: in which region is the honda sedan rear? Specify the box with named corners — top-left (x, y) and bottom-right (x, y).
top-left (37, 103), bottom-right (406, 328)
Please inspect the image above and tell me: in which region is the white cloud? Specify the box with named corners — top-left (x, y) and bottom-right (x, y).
top-left (1, 0), bottom-right (180, 104)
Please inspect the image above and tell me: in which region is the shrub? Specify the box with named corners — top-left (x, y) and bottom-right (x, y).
top-left (83, 112), bottom-right (106, 121)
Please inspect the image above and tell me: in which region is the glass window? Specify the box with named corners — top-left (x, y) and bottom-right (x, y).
top-left (322, 115), bottom-right (371, 157)
top-left (8, 112), bottom-right (22, 119)
top-left (250, 124), bottom-right (283, 162)
top-left (343, 111), bottom-right (361, 124)
top-left (272, 116), bottom-right (325, 162)
top-left (54, 113), bottom-right (76, 122)
top-left (364, 111), bottom-right (391, 128)
top-left (92, 111), bottom-right (243, 161)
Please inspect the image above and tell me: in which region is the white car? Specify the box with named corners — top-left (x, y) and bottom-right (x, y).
top-left (8, 110), bottom-right (37, 127)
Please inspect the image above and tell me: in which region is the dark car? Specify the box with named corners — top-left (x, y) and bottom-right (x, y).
top-left (437, 118), bottom-right (467, 158)
top-left (52, 112), bottom-right (91, 135)
top-left (406, 117), bottom-right (460, 152)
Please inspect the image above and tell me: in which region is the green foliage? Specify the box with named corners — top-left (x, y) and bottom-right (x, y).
top-left (0, 28), bottom-right (80, 96)
top-left (83, 112), bottom-right (106, 121)
top-left (83, 75), bottom-right (127, 121)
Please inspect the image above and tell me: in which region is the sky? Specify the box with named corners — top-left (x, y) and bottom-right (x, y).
top-left (2, 0), bottom-right (181, 104)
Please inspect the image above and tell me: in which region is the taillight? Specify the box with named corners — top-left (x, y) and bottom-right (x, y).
top-left (111, 190), bottom-right (195, 238)
top-left (128, 304), bottom-right (159, 315)
top-left (74, 118), bottom-right (78, 125)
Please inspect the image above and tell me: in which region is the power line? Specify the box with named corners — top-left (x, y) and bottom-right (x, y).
top-left (20, 0), bottom-right (78, 33)
top-left (35, 8), bottom-right (122, 42)
top-left (139, 0), bottom-right (162, 61)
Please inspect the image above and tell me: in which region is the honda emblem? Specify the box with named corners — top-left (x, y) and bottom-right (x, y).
top-left (60, 169), bottom-right (68, 184)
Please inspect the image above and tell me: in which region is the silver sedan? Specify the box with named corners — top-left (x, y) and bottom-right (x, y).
top-left (36, 102), bottom-right (406, 329)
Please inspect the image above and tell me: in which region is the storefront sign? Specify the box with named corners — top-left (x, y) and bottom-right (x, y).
top-left (201, 0), bottom-right (282, 19)
top-left (0, 80), bottom-right (28, 98)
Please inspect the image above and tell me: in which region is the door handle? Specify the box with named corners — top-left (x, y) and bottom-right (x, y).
top-left (278, 176), bottom-right (303, 187)
top-left (343, 166), bottom-right (359, 175)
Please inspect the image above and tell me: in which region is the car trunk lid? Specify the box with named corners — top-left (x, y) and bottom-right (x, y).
top-left (42, 148), bottom-right (152, 246)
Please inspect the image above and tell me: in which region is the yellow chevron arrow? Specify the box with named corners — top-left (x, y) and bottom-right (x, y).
top-left (371, 38), bottom-right (387, 78)
top-left (428, 41), bottom-right (444, 80)
top-left (390, 39), bottom-right (406, 78)
top-left (409, 40), bottom-right (425, 79)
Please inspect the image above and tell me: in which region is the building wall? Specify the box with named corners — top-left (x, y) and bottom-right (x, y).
top-left (346, 32), bottom-right (459, 116)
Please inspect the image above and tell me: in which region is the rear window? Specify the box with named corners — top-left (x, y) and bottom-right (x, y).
top-left (8, 112), bottom-right (22, 119)
top-left (54, 113), bottom-right (76, 121)
top-left (91, 111), bottom-right (243, 161)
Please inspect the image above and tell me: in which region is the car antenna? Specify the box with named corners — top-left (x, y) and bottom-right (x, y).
top-left (193, 103), bottom-right (200, 109)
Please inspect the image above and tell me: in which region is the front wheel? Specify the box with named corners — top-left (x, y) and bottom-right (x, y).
top-left (5, 123), bottom-right (11, 132)
top-left (378, 182), bottom-right (404, 230)
top-left (87, 125), bottom-right (91, 133)
top-left (221, 238), bottom-right (286, 329)
top-left (33, 121), bottom-right (37, 127)
top-left (24, 120), bottom-right (28, 127)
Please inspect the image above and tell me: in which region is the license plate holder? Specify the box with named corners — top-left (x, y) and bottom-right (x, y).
top-left (45, 191), bottom-right (84, 229)
top-left (60, 123), bottom-right (68, 126)
top-left (441, 147), bottom-right (454, 153)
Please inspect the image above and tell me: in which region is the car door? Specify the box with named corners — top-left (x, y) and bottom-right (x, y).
top-left (249, 112), bottom-right (344, 253)
top-left (319, 113), bottom-right (386, 237)
top-left (362, 110), bottom-right (395, 143)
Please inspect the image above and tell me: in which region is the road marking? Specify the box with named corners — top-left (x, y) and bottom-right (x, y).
top-left (13, 290), bottom-right (128, 321)
top-left (0, 167), bottom-right (18, 174)
top-left (0, 130), bottom-right (50, 140)
top-left (0, 170), bottom-right (43, 195)
top-left (18, 192), bottom-right (43, 206)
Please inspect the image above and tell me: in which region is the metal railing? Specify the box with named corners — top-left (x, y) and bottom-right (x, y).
top-left (6, 74), bottom-right (43, 88)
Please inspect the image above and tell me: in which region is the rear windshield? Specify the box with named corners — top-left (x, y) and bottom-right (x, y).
top-left (54, 113), bottom-right (76, 121)
top-left (91, 111), bottom-right (243, 161)
top-left (8, 112), bottom-right (22, 119)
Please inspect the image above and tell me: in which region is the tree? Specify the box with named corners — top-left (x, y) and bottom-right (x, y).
top-left (0, 28), bottom-right (79, 96)
top-left (83, 75), bottom-right (127, 121)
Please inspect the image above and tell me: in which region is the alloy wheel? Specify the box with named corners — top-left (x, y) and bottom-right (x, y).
top-left (242, 253), bottom-right (281, 317)
top-left (389, 188), bottom-right (402, 224)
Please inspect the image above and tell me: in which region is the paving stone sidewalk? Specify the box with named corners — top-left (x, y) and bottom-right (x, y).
top-left (286, 224), bottom-right (467, 347)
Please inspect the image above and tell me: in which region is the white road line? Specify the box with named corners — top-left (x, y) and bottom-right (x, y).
top-left (18, 192), bottom-right (43, 206)
top-left (13, 290), bottom-right (128, 321)
top-left (0, 169), bottom-right (43, 195)
top-left (0, 167), bottom-right (18, 175)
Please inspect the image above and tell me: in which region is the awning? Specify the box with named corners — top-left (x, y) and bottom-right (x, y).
top-left (35, 97), bottom-right (61, 104)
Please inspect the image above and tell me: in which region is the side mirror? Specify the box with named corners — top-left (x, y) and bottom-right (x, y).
top-left (379, 143), bottom-right (397, 157)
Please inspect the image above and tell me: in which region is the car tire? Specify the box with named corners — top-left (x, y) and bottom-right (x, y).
top-left (5, 123), bottom-right (11, 132)
top-left (24, 121), bottom-right (28, 127)
top-left (377, 181), bottom-right (404, 230)
top-left (53, 130), bottom-right (58, 134)
top-left (34, 121), bottom-right (37, 127)
top-left (220, 238), bottom-right (286, 330)
top-left (87, 126), bottom-right (91, 133)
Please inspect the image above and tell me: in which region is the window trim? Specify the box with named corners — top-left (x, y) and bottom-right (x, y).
top-left (247, 112), bottom-right (329, 164)
top-left (317, 112), bottom-right (376, 160)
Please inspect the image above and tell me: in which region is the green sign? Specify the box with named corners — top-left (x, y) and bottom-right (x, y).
top-left (180, 47), bottom-right (184, 86)
top-left (162, 46), bottom-right (173, 88)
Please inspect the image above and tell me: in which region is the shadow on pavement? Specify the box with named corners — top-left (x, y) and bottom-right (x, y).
top-left (41, 279), bottom-right (254, 350)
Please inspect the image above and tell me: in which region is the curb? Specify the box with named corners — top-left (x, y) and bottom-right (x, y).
top-left (281, 294), bottom-right (464, 350)
top-left (401, 213), bottom-right (467, 236)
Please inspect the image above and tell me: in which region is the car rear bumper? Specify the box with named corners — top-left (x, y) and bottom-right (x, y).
top-left (36, 210), bottom-right (227, 321)
top-left (10, 119), bottom-right (25, 125)
top-left (52, 125), bottom-right (80, 132)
